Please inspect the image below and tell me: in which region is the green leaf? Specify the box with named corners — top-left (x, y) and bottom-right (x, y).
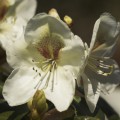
top-left (73, 109), bottom-right (106, 120)
top-left (6, 105), bottom-right (29, 120)
top-left (0, 99), bottom-right (5, 104)
top-left (95, 109), bottom-right (105, 120)
top-left (74, 116), bottom-right (100, 120)
top-left (109, 115), bottom-right (120, 120)
top-left (74, 95), bottom-right (81, 104)
top-left (0, 111), bottom-right (28, 120)
top-left (0, 111), bottom-right (14, 120)
top-left (8, 111), bottom-right (28, 120)
top-left (0, 101), bottom-right (29, 120)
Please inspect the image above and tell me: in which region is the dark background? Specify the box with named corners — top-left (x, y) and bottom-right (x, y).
top-left (1, 0), bottom-right (120, 65)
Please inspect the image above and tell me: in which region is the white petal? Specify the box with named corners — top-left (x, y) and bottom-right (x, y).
top-left (91, 13), bottom-right (120, 57)
top-left (89, 18), bottom-right (100, 52)
top-left (59, 35), bottom-right (86, 78)
top-left (1, 18), bottom-right (43, 68)
top-left (0, 18), bottom-right (33, 68)
top-left (2, 67), bottom-right (40, 106)
top-left (15, 0), bottom-right (37, 21)
top-left (25, 13), bottom-right (72, 44)
top-left (6, 43), bottom-right (32, 68)
top-left (6, 0), bottom-right (37, 21)
top-left (4, 28), bottom-right (33, 68)
top-left (0, 16), bottom-right (26, 49)
top-left (85, 66), bottom-right (118, 94)
top-left (43, 67), bottom-right (75, 112)
top-left (82, 73), bottom-right (101, 112)
top-left (100, 83), bottom-right (118, 94)
top-left (101, 86), bottom-right (120, 116)
top-left (8, 0), bottom-right (15, 5)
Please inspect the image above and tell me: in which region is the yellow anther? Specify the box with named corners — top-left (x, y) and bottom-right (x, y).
top-left (48, 8), bottom-right (60, 19)
top-left (64, 15), bottom-right (73, 26)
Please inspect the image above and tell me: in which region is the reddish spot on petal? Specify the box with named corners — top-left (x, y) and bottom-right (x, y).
top-left (36, 34), bottom-right (64, 60)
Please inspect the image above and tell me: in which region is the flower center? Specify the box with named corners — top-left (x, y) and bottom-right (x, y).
top-left (87, 55), bottom-right (113, 76)
top-left (31, 33), bottom-right (64, 91)
top-left (0, 0), bottom-right (9, 20)
top-left (36, 33), bottom-right (64, 60)
top-left (30, 32), bottom-right (65, 91)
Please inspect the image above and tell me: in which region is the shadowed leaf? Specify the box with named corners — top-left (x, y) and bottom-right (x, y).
top-left (42, 108), bottom-right (74, 120)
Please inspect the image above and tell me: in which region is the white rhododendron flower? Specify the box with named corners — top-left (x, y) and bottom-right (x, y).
top-left (2, 13), bottom-right (86, 112)
top-left (0, 0), bottom-right (37, 49)
top-left (0, 0), bottom-right (37, 21)
top-left (81, 13), bottom-right (120, 112)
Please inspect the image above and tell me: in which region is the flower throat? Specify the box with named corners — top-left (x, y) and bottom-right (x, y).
top-left (37, 33), bottom-right (65, 60)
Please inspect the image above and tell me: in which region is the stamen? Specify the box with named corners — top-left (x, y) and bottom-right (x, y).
top-left (48, 8), bottom-right (60, 19)
top-left (42, 64), bottom-right (49, 71)
top-left (99, 62), bottom-right (113, 69)
top-left (43, 71), bottom-right (51, 89)
top-left (51, 62), bottom-right (56, 92)
top-left (41, 59), bottom-right (53, 71)
top-left (34, 73), bottom-right (39, 79)
top-left (44, 61), bottom-right (55, 89)
top-left (88, 56), bottom-right (113, 76)
top-left (64, 15), bottom-right (73, 26)
top-left (34, 59), bottom-right (57, 92)
top-left (90, 55), bottom-right (105, 61)
top-left (87, 63), bottom-right (100, 75)
top-left (42, 59), bottom-right (53, 64)
top-left (34, 70), bottom-right (49, 89)
top-left (54, 65), bottom-right (58, 85)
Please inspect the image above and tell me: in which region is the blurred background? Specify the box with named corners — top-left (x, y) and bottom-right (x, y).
top-left (1, 0), bottom-right (120, 65)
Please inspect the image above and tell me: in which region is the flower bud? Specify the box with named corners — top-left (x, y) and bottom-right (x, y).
top-left (31, 109), bottom-right (41, 120)
top-left (35, 96), bottom-right (48, 114)
top-left (28, 90), bottom-right (48, 119)
top-left (27, 98), bottom-right (33, 110)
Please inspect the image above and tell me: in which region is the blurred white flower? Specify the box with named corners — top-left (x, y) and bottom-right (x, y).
top-left (3, 13), bottom-right (86, 112)
top-left (0, 0), bottom-right (37, 49)
top-left (80, 13), bottom-right (120, 112)
top-left (101, 86), bottom-right (120, 117)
